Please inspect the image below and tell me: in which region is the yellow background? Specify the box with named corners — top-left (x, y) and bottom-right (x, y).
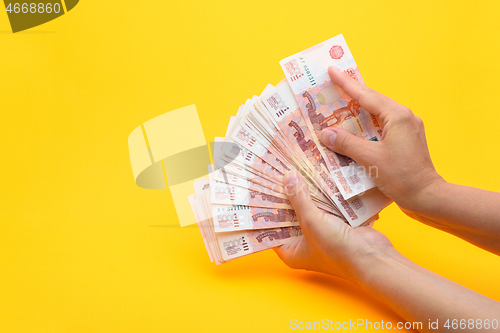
top-left (1, 1), bottom-right (500, 332)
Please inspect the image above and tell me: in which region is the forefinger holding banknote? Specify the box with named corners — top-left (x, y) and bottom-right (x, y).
top-left (327, 66), bottom-right (400, 125)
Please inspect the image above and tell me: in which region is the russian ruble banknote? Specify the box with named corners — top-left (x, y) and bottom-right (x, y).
top-left (189, 34), bottom-right (391, 265)
top-left (280, 34), bottom-right (383, 199)
top-left (212, 205), bottom-right (298, 232)
top-left (189, 181), bottom-right (302, 264)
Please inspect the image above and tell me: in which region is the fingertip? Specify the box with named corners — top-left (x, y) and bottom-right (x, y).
top-left (273, 242), bottom-right (290, 258)
top-left (328, 66), bottom-right (341, 81)
top-left (284, 170), bottom-right (301, 198)
top-left (328, 66), bottom-right (340, 73)
top-left (321, 127), bottom-right (373, 162)
top-left (284, 170), bottom-right (299, 188)
top-left (320, 128), bottom-right (337, 148)
top-left (272, 246), bottom-right (286, 263)
top-left (284, 170), bottom-right (311, 201)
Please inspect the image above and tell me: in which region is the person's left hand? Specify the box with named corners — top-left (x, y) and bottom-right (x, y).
top-left (274, 171), bottom-right (394, 282)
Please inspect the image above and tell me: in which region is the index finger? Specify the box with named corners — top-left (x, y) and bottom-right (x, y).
top-left (328, 66), bottom-right (399, 124)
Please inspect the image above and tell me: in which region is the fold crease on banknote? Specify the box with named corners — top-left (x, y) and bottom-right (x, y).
top-left (189, 34), bottom-right (392, 264)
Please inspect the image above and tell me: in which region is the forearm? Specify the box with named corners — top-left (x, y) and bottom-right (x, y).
top-left (352, 248), bottom-right (500, 333)
top-left (403, 181), bottom-right (500, 255)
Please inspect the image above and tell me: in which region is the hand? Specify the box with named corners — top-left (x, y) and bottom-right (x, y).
top-left (274, 171), bottom-right (394, 282)
top-left (319, 66), bottom-right (445, 213)
top-left (276, 175), bottom-right (500, 330)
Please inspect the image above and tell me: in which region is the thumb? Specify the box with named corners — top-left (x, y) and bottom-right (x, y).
top-left (320, 127), bottom-right (373, 166)
top-left (284, 171), bottom-right (323, 231)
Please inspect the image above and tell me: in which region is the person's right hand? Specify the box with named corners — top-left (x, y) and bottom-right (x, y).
top-left (320, 66), bottom-right (445, 214)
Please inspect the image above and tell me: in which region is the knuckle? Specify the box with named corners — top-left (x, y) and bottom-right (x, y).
top-left (414, 115), bottom-right (424, 127)
top-left (356, 85), bottom-right (375, 105)
top-left (400, 107), bottom-right (413, 118)
top-left (392, 107), bottom-right (413, 123)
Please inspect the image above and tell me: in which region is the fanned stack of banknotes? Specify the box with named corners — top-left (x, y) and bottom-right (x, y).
top-left (188, 34), bottom-right (392, 265)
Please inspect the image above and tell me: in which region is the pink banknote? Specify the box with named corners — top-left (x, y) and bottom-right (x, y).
top-left (260, 79), bottom-right (342, 200)
top-left (190, 188), bottom-right (302, 265)
top-left (280, 34), bottom-right (383, 199)
top-left (211, 166), bottom-right (284, 194)
top-left (259, 79), bottom-right (391, 226)
top-left (212, 204), bottom-right (298, 232)
top-left (209, 171), bottom-right (292, 209)
top-left (230, 125), bottom-right (290, 174)
top-left (216, 225), bottom-right (302, 262)
top-left (214, 137), bottom-right (284, 186)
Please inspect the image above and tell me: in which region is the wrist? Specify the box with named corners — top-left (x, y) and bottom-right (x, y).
top-left (343, 239), bottom-right (405, 286)
top-left (398, 172), bottom-right (448, 215)
top-left (350, 246), bottom-right (414, 288)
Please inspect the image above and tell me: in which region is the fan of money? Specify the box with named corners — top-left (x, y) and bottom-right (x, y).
top-left (189, 34), bottom-right (392, 265)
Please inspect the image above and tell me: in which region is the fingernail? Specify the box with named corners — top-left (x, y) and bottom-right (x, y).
top-left (321, 129), bottom-right (337, 146)
top-left (284, 171), bottom-right (299, 191)
top-left (329, 66), bottom-right (340, 73)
